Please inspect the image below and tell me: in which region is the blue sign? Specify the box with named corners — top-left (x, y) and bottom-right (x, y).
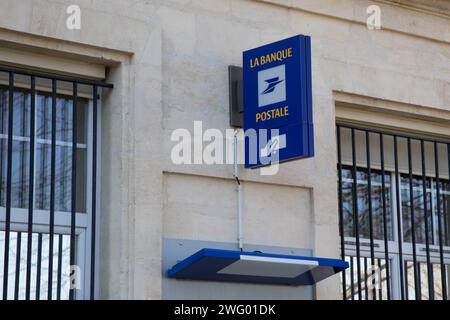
top-left (243, 35), bottom-right (314, 168)
top-left (167, 248), bottom-right (348, 286)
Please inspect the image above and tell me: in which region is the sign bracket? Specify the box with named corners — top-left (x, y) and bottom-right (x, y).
top-left (228, 66), bottom-right (243, 128)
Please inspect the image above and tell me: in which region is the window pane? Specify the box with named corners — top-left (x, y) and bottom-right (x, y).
top-left (0, 89), bottom-right (31, 208)
top-left (342, 255), bottom-right (392, 300)
top-left (1, 89), bottom-right (9, 208)
top-left (431, 263), bottom-right (450, 300)
top-left (400, 175), bottom-right (450, 246)
top-left (405, 260), bottom-right (450, 300)
top-left (56, 98), bottom-right (71, 142)
top-left (0, 86), bottom-right (88, 213)
top-left (341, 167), bottom-right (354, 237)
top-left (401, 174), bottom-right (433, 244)
top-left (438, 180), bottom-right (450, 247)
top-left (36, 95), bottom-right (51, 140)
top-left (12, 141), bottom-right (30, 209)
top-left (371, 172), bottom-right (393, 241)
top-left (0, 80), bottom-right (95, 301)
top-left (0, 88), bottom-right (8, 135)
top-left (0, 231), bottom-right (72, 300)
top-left (340, 166), bottom-right (393, 240)
top-left (35, 142), bottom-right (51, 211)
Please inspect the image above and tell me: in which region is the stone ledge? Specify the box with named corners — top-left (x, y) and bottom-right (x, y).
top-left (377, 0), bottom-right (450, 17)
top-left (255, 0), bottom-right (450, 44)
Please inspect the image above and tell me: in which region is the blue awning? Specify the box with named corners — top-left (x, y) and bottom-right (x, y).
top-left (167, 248), bottom-right (348, 286)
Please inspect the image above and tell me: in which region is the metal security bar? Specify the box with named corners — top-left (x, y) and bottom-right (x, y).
top-left (0, 66), bottom-right (112, 300)
top-left (337, 124), bottom-right (450, 300)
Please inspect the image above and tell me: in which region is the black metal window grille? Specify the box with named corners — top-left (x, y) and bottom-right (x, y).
top-left (337, 124), bottom-right (450, 300)
top-left (0, 66), bottom-right (112, 300)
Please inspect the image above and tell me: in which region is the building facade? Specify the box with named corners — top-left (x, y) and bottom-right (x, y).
top-left (0, 0), bottom-right (449, 300)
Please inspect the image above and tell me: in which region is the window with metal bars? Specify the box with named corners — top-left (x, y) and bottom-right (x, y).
top-left (0, 66), bottom-right (112, 300)
top-left (337, 124), bottom-right (450, 300)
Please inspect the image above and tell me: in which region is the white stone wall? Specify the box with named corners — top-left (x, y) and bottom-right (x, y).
top-left (0, 0), bottom-right (448, 299)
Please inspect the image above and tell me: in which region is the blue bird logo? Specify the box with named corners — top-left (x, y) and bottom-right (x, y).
top-left (261, 77), bottom-right (284, 95)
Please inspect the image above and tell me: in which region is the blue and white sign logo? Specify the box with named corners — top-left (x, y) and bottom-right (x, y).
top-left (258, 64), bottom-right (286, 107)
top-left (243, 35), bottom-right (314, 169)
top-left (260, 133), bottom-right (286, 158)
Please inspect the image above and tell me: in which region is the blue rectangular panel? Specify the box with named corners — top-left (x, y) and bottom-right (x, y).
top-left (167, 248), bottom-right (348, 286)
top-left (244, 123), bottom-right (310, 169)
top-left (243, 35), bottom-right (314, 168)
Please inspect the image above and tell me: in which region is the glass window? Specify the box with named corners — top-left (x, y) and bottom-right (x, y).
top-left (400, 174), bottom-right (433, 244)
top-left (340, 166), bottom-right (393, 241)
top-left (0, 231), bottom-right (71, 300)
top-left (0, 86), bottom-right (88, 213)
top-left (0, 83), bottom-right (93, 300)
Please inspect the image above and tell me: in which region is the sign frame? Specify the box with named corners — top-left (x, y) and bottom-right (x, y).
top-left (243, 35), bottom-right (314, 169)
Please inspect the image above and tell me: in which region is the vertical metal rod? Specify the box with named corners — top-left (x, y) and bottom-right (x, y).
top-left (443, 162), bottom-right (449, 247)
top-left (405, 261), bottom-right (409, 300)
top-left (69, 82), bottom-right (77, 300)
top-left (3, 72), bottom-right (14, 300)
top-left (90, 86), bottom-right (98, 300)
top-left (56, 234), bottom-right (63, 300)
top-left (0, 88), bottom-right (3, 210)
top-left (407, 138), bottom-right (420, 299)
top-left (20, 93), bottom-right (26, 209)
top-left (443, 143), bottom-right (450, 300)
top-left (420, 140), bottom-right (434, 299)
top-left (25, 76), bottom-right (36, 300)
top-left (444, 188), bottom-right (449, 246)
top-left (60, 99), bottom-right (67, 212)
top-left (14, 232), bottom-right (21, 300)
top-left (336, 126), bottom-right (347, 300)
top-left (237, 183), bottom-right (242, 250)
top-left (447, 143), bottom-right (450, 248)
top-left (393, 136), bottom-right (405, 299)
top-left (39, 96), bottom-right (47, 211)
top-left (379, 133), bottom-right (391, 299)
top-left (365, 131), bottom-right (376, 300)
top-left (36, 233), bottom-right (42, 300)
top-left (351, 128), bottom-right (362, 300)
top-left (48, 78), bottom-right (57, 300)
top-left (0, 88), bottom-right (3, 232)
top-left (19, 96), bottom-right (26, 208)
top-left (364, 257), bottom-right (368, 300)
top-left (378, 258), bottom-right (383, 300)
top-left (233, 130), bottom-right (243, 250)
top-left (350, 256), bottom-right (355, 300)
top-left (434, 141), bottom-right (447, 300)
top-left (417, 262), bottom-right (422, 299)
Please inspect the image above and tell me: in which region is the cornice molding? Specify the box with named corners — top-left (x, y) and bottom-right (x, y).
top-left (255, 0), bottom-right (450, 44)
top-left (374, 0), bottom-right (450, 19)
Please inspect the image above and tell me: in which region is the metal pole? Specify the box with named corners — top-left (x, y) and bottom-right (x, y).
top-left (234, 130), bottom-right (243, 251)
top-left (336, 126), bottom-right (347, 300)
top-left (351, 128), bottom-right (362, 299)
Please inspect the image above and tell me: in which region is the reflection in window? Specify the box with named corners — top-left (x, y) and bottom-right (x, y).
top-left (0, 87), bottom-right (88, 213)
top-left (0, 231), bottom-right (71, 300)
top-left (339, 165), bottom-right (450, 246)
top-left (340, 166), bottom-right (394, 241)
top-left (401, 175), bottom-right (433, 244)
top-left (337, 126), bottom-right (450, 300)
top-left (405, 261), bottom-right (450, 300)
top-left (438, 181), bottom-right (450, 247)
top-left (342, 255), bottom-right (391, 300)
top-left (401, 175), bottom-right (450, 246)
